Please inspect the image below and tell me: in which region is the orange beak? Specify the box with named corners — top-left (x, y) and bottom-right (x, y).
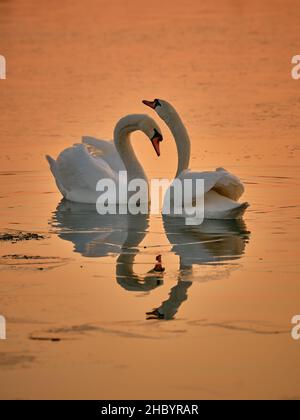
top-left (151, 131), bottom-right (163, 157)
top-left (151, 137), bottom-right (161, 157)
top-left (142, 99), bottom-right (157, 109)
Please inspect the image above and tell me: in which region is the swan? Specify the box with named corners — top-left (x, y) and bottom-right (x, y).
top-left (46, 114), bottom-right (163, 204)
top-left (142, 99), bottom-right (249, 219)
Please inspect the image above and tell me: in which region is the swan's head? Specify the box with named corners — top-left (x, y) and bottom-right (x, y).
top-left (138, 115), bottom-right (163, 157)
top-left (114, 114), bottom-right (163, 157)
top-left (142, 99), bottom-right (177, 125)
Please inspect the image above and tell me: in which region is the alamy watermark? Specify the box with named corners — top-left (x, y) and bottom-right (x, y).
top-left (291, 55), bottom-right (300, 80)
top-left (0, 315), bottom-right (6, 340)
top-left (0, 55), bottom-right (6, 79)
top-left (291, 315), bottom-right (300, 340)
top-left (96, 172), bottom-right (204, 225)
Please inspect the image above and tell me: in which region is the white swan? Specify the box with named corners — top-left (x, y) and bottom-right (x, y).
top-left (46, 114), bottom-right (163, 204)
top-left (143, 99), bottom-right (249, 219)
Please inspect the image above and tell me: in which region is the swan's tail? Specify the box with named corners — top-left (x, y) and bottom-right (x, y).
top-left (224, 202), bottom-right (249, 219)
top-left (45, 155), bottom-right (67, 197)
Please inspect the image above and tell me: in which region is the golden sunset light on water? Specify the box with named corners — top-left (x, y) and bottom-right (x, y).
top-left (0, 0), bottom-right (300, 401)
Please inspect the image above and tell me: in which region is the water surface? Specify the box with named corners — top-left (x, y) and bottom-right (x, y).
top-left (0, 0), bottom-right (300, 399)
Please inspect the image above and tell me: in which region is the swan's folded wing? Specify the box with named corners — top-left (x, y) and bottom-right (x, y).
top-left (82, 137), bottom-right (115, 156)
top-left (180, 168), bottom-right (244, 201)
top-left (56, 144), bottom-right (117, 193)
top-left (213, 167), bottom-right (244, 200)
top-left (82, 136), bottom-right (125, 173)
top-left (178, 170), bottom-right (222, 195)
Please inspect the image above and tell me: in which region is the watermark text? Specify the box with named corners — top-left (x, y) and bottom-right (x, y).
top-left (0, 55), bottom-right (6, 80)
top-left (0, 315), bottom-right (6, 340)
top-left (96, 172), bottom-right (205, 225)
top-left (291, 315), bottom-right (300, 340)
top-left (291, 55), bottom-right (300, 80)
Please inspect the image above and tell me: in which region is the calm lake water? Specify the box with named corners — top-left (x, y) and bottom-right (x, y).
top-left (0, 0), bottom-right (299, 399)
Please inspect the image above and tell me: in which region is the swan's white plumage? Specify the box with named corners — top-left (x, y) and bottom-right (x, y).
top-left (82, 136), bottom-right (125, 173)
top-left (144, 99), bottom-right (249, 219)
top-left (213, 167), bottom-right (244, 201)
top-left (47, 144), bottom-right (117, 203)
top-left (46, 114), bottom-right (162, 204)
top-left (165, 168), bottom-right (248, 219)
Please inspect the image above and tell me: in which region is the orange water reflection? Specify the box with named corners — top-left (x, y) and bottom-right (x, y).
top-left (0, 0), bottom-right (300, 400)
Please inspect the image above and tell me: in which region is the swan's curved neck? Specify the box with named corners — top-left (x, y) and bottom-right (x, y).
top-left (113, 118), bottom-right (147, 181)
top-left (164, 110), bottom-right (191, 177)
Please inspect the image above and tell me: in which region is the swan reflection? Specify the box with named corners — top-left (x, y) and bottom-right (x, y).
top-left (146, 216), bottom-right (250, 320)
top-left (51, 200), bottom-right (148, 257)
top-left (51, 200), bottom-right (164, 291)
top-left (51, 201), bottom-right (250, 319)
top-left (163, 215), bottom-right (249, 270)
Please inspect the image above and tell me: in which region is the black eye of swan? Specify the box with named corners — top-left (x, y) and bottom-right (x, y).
top-left (154, 99), bottom-right (162, 107)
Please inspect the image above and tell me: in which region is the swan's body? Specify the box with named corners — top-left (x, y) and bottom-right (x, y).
top-left (46, 114), bottom-right (163, 204)
top-left (143, 99), bottom-right (249, 219)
